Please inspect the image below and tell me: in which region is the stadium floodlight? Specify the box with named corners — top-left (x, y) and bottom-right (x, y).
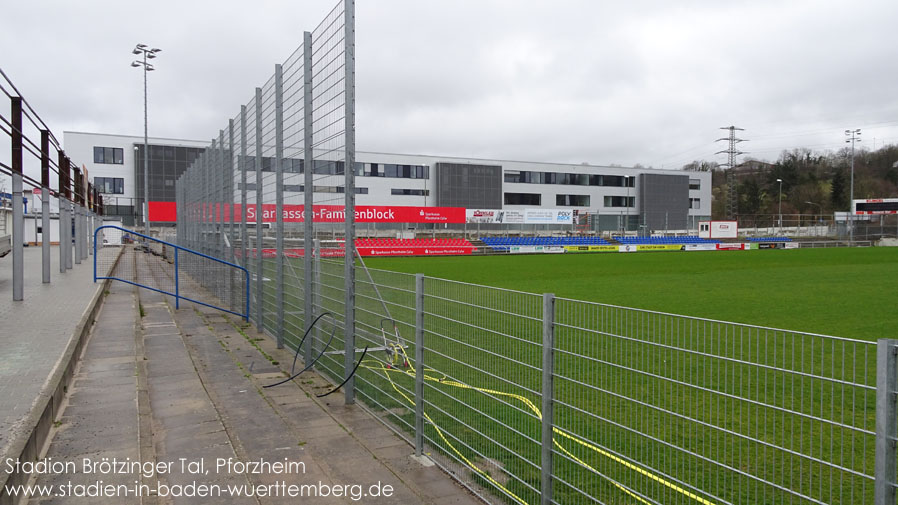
top-left (845, 129), bottom-right (861, 245)
top-left (132, 43), bottom-right (161, 236)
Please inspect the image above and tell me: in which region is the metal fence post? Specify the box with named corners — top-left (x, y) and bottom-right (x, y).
top-left (254, 87), bottom-right (264, 332)
top-left (82, 202), bottom-right (88, 259)
top-left (80, 175), bottom-right (87, 261)
top-left (274, 63), bottom-right (285, 349)
top-left (201, 151), bottom-right (208, 287)
top-left (875, 338), bottom-right (898, 505)
top-left (10, 96), bottom-right (24, 300)
top-left (174, 248), bottom-right (180, 310)
top-left (303, 30), bottom-right (314, 364)
top-left (312, 238), bottom-right (321, 357)
top-left (541, 292), bottom-right (555, 505)
top-left (240, 104), bottom-right (248, 270)
top-left (65, 158), bottom-right (73, 270)
top-left (73, 168), bottom-right (82, 266)
top-left (57, 151), bottom-right (67, 273)
top-left (87, 188), bottom-right (93, 257)
top-left (228, 121), bottom-right (237, 313)
top-left (415, 273), bottom-right (425, 456)
top-left (216, 132), bottom-right (224, 262)
top-left (343, 0), bottom-right (357, 406)
top-left (40, 129), bottom-right (51, 284)
top-left (66, 198), bottom-right (74, 270)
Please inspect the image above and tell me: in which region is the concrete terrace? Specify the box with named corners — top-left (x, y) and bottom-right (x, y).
top-left (0, 245), bottom-right (480, 505)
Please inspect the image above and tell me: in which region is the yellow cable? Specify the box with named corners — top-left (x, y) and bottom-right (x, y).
top-left (359, 357), bottom-right (718, 505)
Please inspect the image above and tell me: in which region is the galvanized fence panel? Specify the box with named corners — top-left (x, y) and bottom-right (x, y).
top-left (420, 278), bottom-right (545, 505)
top-left (552, 297), bottom-right (877, 505)
top-left (345, 264), bottom-right (419, 441)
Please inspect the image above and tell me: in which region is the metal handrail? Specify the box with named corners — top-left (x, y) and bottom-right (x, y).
top-left (93, 225), bottom-right (250, 320)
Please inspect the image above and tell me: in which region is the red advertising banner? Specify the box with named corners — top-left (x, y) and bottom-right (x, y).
top-left (148, 201), bottom-right (177, 222)
top-left (715, 243), bottom-right (748, 251)
top-left (193, 204), bottom-right (465, 224)
top-left (238, 245), bottom-right (473, 258)
top-left (355, 246), bottom-right (474, 257)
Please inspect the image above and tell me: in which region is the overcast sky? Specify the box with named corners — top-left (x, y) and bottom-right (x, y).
top-left (2, 0), bottom-right (897, 171)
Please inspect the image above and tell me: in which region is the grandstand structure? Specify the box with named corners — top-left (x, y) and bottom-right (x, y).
top-left (747, 236), bottom-right (792, 242)
top-left (613, 234), bottom-right (718, 245)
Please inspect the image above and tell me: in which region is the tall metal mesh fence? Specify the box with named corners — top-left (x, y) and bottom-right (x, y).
top-left (174, 0), bottom-right (357, 400)
top-left (172, 1), bottom-right (895, 503)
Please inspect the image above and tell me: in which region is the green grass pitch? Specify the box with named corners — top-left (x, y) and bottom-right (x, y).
top-left (364, 247), bottom-right (898, 340)
top-left (251, 246), bottom-right (894, 503)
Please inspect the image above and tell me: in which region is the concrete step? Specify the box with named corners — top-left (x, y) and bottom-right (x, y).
top-left (25, 249), bottom-right (480, 505)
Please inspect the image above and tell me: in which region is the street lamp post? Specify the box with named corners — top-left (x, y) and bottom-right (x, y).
top-left (131, 44), bottom-right (161, 236)
top-left (845, 129), bottom-right (861, 245)
top-left (776, 178), bottom-right (783, 235)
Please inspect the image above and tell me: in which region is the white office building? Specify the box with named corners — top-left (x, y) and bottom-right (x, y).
top-left (64, 131), bottom-right (711, 232)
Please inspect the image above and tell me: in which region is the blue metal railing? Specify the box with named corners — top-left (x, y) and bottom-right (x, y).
top-left (93, 225), bottom-right (250, 320)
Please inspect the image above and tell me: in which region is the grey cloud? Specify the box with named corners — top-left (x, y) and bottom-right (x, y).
top-left (0, 0), bottom-right (896, 172)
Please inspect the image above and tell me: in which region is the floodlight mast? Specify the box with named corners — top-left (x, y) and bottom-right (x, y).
top-left (845, 129), bottom-right (861, 245)
top-left (131, 44), bottom-right (161, 235)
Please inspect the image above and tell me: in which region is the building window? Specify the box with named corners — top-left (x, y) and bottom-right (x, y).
top-left (338, 187), bottom-right (369, 194)
top-left (502, 170), bottom-right (634, 187)
top-left (603, 196), bottom-right (634, 208)
top-left (689, 179), bottom-right (701, 190)
top-left (689, 198), bottom-right (701, 209)
top-left (556, 194), bottom-right (590, 206)
top-left (504, 192), bottom-right (541, 205)
top-left (312, 186), bottom-right (368, 194)
top-left (391, 189), bottom-right (428, 196)
top-left (94, 147), bottom-right (124, 164)
top-left (362, 163), bottom-right (428, 179)
top-left (95, 177), bottom-right (124, 194)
